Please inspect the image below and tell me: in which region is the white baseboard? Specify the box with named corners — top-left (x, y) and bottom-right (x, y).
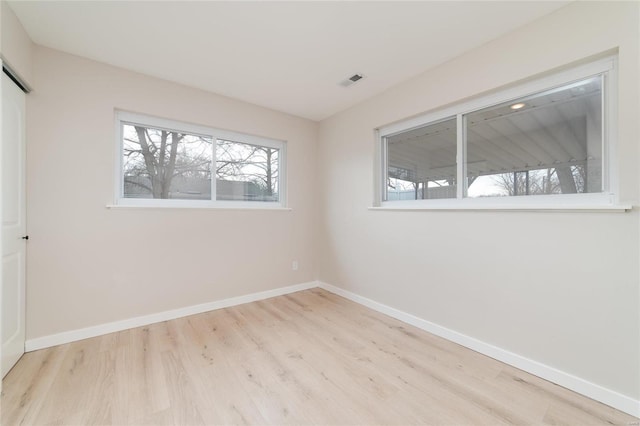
top-left (317, 281), bottom-right (640, 419)
top-left (24, 281), bottom-right (318, 352)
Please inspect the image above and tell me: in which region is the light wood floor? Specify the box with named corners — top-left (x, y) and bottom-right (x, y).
top-left (2, 289), bottom-right (637, 425)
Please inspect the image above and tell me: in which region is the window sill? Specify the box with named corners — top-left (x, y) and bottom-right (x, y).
top-left (106, 203), bottom-right (292, 211)
top-left (369, 204), bottom-right (632, 213)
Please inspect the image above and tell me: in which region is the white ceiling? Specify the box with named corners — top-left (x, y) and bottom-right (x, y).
top-left (9, 1), bottom-right (569, 121)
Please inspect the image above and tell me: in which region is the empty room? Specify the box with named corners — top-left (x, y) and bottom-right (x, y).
top-left (1, 1), bottom-right (639, 424)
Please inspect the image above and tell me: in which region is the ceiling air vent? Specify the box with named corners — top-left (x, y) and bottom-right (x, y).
top-left (339, 73), bottom-right (365, 87)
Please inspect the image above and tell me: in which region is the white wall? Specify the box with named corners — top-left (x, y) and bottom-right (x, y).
top-left (26, 46), bottom-right (318, 340)
top-left (1, 0), bottom-right (33, 86)
top-left (318, 0), bottom-right (639, 401)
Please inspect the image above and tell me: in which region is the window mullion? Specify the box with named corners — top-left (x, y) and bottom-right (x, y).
top-left (456, 114), bottom-right (464, 199)
top-left (601, 72), bottom-right (609, 196)
top-left (382, 136), bottom-right (388, 202)
top-left (211, 136), bottom-right (218, 202)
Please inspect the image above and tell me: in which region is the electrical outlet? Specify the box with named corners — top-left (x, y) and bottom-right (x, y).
top-left (292, 260), bottom-right (299, 271)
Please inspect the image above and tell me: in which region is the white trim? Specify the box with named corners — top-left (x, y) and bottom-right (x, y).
top-left (278, 140), bottom-right (288, 207)
top-left (456, 113), bottom-right (465, 199)
top-left (370, 204), bottom-right (631, 213)
top-left (380, 132), bottom-right (388, 202)
top-left (109, 199), bottom-right (289, 209)
top-left (604, 59), bottom-right (619, 203)
top-left (376, 191), bottom-right (630, 212)
top-left (114, 115), bottom-right (124, 205)
top-left (117, 111), bottom-right (215, 139)
top-left (372, 129), bottom-right (383, 206)
top-left (25, 281), bottom-right (316, 352)
top-left (106, 204), bottom-right (292, 211)
top-left (214, 129), bottom-right (283, 151)
top-left (317, 281), bottom-right (640, 418)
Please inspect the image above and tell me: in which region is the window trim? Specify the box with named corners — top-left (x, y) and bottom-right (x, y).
top-left (376, 56), bottom-right (623, 211)
top-left (114, 111), bottom-right (287, 209)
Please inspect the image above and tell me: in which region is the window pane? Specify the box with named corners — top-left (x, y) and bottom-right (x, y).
top-left (122, 124), bottom-right (213, 199)
top-left (386, 117), bottom-right (457, 200)
top-left (466, 76), bottom-right (602, 198)
top-left (216, 139), bottom-right (279, 202)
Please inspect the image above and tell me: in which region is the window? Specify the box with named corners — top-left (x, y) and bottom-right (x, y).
top-left (216, 139), bottom-right (280, 202)
top-left (379, 56), bottom-right (617, 209)
top-left (387, 117), bottom-right (457, 200)
top-left (116, 112), bottom-right (286, 207)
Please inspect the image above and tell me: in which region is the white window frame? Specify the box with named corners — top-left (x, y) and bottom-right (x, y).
top-left (113, 111), bottom-right (287, 209)
top-left (375, 56), bottom-right (627, 211)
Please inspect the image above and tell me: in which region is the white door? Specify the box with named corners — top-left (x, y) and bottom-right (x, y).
top-left (1, 71), bottom-right (27, 378)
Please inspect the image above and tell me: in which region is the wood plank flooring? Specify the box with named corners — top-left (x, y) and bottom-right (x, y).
top-left (2, 289), bottom-right (638, 425)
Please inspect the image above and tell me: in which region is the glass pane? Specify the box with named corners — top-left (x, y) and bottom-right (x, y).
top-left (216, 139), bottom-right (279, 202)
top-left (386, 117), bottom-right (457, 200)
top-left (122, 124), bottom-right (213, 199)
top-left (466, 76), bottom-right (602, 198)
